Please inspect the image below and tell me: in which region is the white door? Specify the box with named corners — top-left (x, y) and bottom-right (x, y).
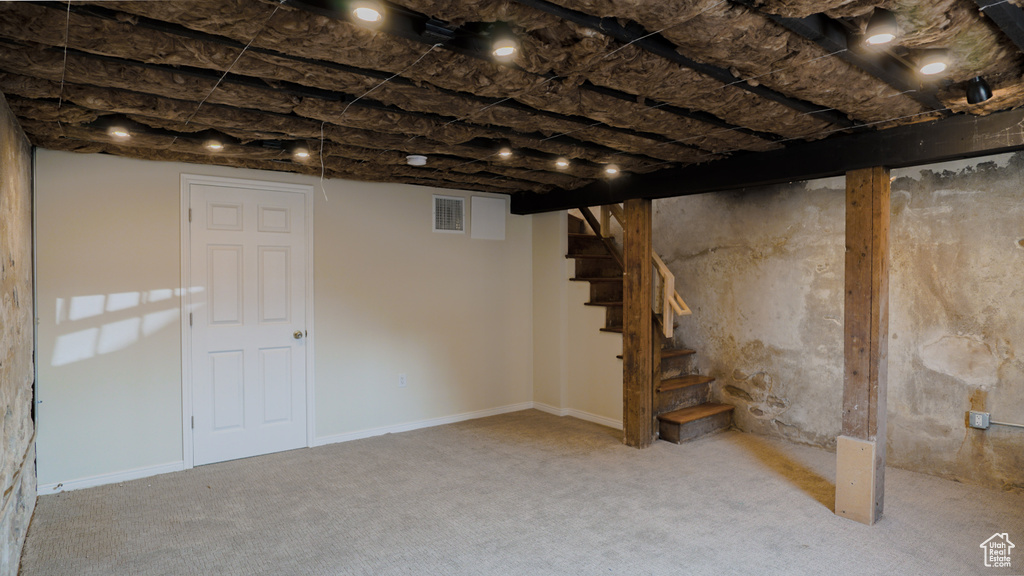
top-left (189, 183), bottom-right (307, 466)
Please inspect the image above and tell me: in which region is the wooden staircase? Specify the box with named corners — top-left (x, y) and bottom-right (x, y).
top-left (567, 213), bottom-right (734, 444)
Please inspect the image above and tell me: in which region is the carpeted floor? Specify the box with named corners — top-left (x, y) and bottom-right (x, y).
top-left (21, 410), bottom-right (1024, 575)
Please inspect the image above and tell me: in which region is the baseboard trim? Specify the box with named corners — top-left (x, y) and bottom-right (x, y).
top-left (532, 402), bottom-right (623, 430)
top-left (38, 461), bottom-right (185, 495)
top-left (313, 402), bottom-right (536, 447)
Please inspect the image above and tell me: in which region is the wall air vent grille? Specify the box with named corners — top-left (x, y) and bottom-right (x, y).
top-left (433, 195), bottom-right (465, 233)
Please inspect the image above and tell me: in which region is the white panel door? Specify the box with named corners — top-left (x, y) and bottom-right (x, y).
top-left (189, 183), bottom-right (307, 466)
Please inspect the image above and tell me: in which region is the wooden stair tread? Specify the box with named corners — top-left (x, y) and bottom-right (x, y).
top-left (584, 301), bottom-right (622, 307)
top-left (657, 374), bottom-right (714, 393)
top-left (567, 232), bottom-right (600, 239)
top-left (570, 277), bottom-right (622, 282)
top-left (658, 403), bottom-right (734, 425)
top-left (599, 326), bottom-right (623, 333)
top-left (616, 347), bottom-right (695, 360)
top-left (565, 253), bottom-right (615, 260)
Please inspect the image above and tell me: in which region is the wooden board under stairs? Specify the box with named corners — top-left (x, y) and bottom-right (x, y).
top-left (616, 347), bottom-right (694, 360)
top-left (657, 374), bottom-right (714, 393)
top-left (570, 277), bottom-right (622, 283)
top-left (658, 403), bottom-right (734, 444)
top-left (567, 253), bottom-right (615, 259)
top-left (660, 348), bottom-right (696, 359)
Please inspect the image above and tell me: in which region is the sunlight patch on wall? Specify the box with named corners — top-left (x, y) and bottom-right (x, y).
top-left (50, 287), bottom-right (203, 366)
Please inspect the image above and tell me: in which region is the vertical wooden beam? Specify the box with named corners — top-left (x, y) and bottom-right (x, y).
top-left (623, 198), bottom-right (654, 448)
top-left (836, 166), bottom-right (890, 525)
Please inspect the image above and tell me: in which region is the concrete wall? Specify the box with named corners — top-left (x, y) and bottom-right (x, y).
top-left (0, 93), bottom-right (36, 574)
top-left (654, 153), bottom-right (1024, 491)
top-left (34, 149), bottom-right (534, 490)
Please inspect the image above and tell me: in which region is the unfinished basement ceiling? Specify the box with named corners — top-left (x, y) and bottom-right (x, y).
top-left (1, 0), bottom-right (1022, 196)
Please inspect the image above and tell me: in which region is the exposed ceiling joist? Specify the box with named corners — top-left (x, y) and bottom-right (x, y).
top-left (23, 2), bottom-right (723, 164)
top-left (731, 2), bottom-right (947, 112)
top-left (974, 0), bottom-right (1024, 54)
top-left (280, 0), bottom-right (784, 143)
top-left (511, 105), bottom-right (1024, 214)
top-left (1, 0), bottom-right (1020, 196)
top-left (511, 0), bottom-right (858, 129)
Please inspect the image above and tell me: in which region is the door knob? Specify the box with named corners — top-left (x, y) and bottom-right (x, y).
top-left (294, 330), bottom-right (304, 339)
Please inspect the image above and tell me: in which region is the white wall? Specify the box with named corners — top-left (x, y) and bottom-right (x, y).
top-left (531, 211), bottom-right (567, 409)
top-left (531, 211), bottom-right (623, 428)
top-left (34, 150), bottom-right (534, 488)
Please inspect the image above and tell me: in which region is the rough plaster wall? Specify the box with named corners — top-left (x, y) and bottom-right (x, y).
top-left (655, 183), bottom-right (846, 449)
top-left (888, 155), bottom-right (1024, 491)
top-left (0, 91), bottom-right (36, 573)
top-left (655, 153), bottom-right (1024, 491)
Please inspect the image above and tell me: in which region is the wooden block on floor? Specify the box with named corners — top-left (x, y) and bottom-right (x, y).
top-left (658, 403), bottom-right (733, 444)
top-left (835, 435), bottom-right (880, 525)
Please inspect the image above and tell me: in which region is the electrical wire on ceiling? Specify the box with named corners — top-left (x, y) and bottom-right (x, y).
top-left (162, 1), bottom-right (283, 152)
top-left (55, 0), bottom-right (71, 137)
top-left (183, 3), bottom-right (283, 127)
top-left (978, 1), bottom-right (1014, 10)
top-left (315, 42), bottom-right (443, 199)
top-left (420, 9), bottom-right (730, 182)
top-left (383, 2), bottom-right (731, 182)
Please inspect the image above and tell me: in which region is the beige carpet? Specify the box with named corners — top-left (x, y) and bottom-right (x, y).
top-left (20, 410), bottom-right (1024, 575)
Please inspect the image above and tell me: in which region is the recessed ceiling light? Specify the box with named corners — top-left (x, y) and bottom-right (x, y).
top-left (352, 1), bottom-right (383, 24)
top-left (490, 23), bottom-right (519, 62)
top-left (865, 9), bottom-right (897, 46)
top-left (555, 158), bottom-right (569, 169)
top-left (604, 164), bottom-right (620, 176)
top-left (293, 145), bottom-right (311, 160)
top-left (107, 125), bottom-right (130, 139)
top-left (498, 147), bottom-right (512, 159)
top-left (493, 43), bottom-right (516, 59)
top-left (204, 139), bottom-right (224, 151)
top-left (407, 154), bottom-right (428, 166)
top-left (918, 50), bottom-right (950, 76)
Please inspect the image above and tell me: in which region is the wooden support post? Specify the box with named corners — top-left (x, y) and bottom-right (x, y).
top-left (623, 198), bottom-right (654, 448)
top-left (836, 166), bottom-right (890, 525)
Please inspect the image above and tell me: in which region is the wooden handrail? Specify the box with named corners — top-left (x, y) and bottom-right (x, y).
top-left (598, 204), bottom-right (690, 338)
top-left (579, 207), bottom-right (624, 269)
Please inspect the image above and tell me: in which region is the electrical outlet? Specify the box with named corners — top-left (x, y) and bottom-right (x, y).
top-left (969, 410), bottom-right (990, 429)
top-left (398, 373), bottom-right (407, 388)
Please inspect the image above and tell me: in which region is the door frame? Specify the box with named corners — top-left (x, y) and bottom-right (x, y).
top-left (179, 174), bottom-right (315, 469)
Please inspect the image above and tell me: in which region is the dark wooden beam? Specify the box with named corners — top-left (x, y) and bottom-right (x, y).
top-left (622, 198), bottom-right (654, 448)
top-left (731, 1), bottom-right (945, 112)
top-left (975, 0), bottom-right (1024, 54)
top-left (511, 106), bottom-right (1024, 214)
top-left (512, 0), bottom-right (857, 129)
top-left (836, 166), bottom-right (889, 526)
top-left (582, 81), bottom-right (784, 143)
